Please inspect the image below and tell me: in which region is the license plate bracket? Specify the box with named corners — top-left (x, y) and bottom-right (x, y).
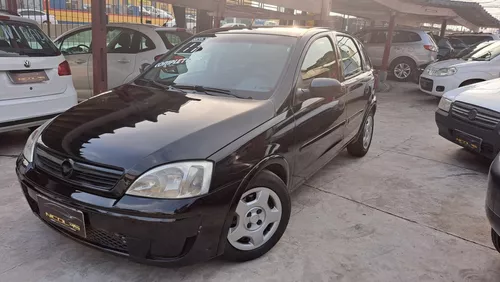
top-left (37, 195), bottom-right (86, 238)
top-left (454, 130), bottom-right (482, 153)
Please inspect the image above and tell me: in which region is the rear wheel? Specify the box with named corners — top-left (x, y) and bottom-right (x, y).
top-left (391, 58), bottom-right (416, 82)
top-left (223, 170), bottom-right (291, 262)
top-left (347, 110), bottom-right (374, 158)
top-left (491, 229), bottom-right (500, 253)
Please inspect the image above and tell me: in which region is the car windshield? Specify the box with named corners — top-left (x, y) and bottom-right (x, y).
top-left (456, 41), bottom-right (495, 58)
top-left (138, 33), bottom-right (296, 100)
top-left (462, 41), bottom-right (500, 61)
top-left (0, 20), bottom-right (59, 57)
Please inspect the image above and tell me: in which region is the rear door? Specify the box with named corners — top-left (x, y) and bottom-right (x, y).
top-left (55, 28), bottom-right (92, 100)
top-left (0, 19), bottom-right (66, 101)
top-left (337, 35), bottom-right (374, 141)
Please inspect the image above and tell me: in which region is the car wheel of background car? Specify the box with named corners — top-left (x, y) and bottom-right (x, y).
top-left (390, 57), bottom-right (416, 82)
top-left (347, 110), bottom-right (375, 158)
top-left (459, 79), bottom-right (484, 87)
top-left (223, 170), bottom-right (291, 262)
top-left (492, 229), bottom-right (500, 253)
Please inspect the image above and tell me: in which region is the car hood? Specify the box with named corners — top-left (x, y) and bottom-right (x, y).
top-left (428, 58), bottom-right (487, 69)
top-left (39, 84), bottom-right (274, 170)
top-left (444, 78), bottom-right (500, 112)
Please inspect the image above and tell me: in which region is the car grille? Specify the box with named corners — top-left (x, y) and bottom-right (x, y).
top-left (451, 102), bottom-right (500, 130)
top-left (34, 145), bottom-right (124, 191)
top-left (420, 77), bottom-right (434, 91)
top-left (86, 228), bottom-right (128, 252)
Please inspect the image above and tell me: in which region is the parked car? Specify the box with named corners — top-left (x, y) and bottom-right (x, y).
top-left (486, 153), bottom-right (500, 255)
top-left (436, 37), bottom-right (454, 59)
top-left (16, 26), bottom-right (376, 265)
top-left (447, 37), bottom-right (468, 53)
top-left (17, 9), bottom-right (57, 24)
top-left (435, 78), bottom-right (500, 159)
top-left (449, 32), bottom-right (500, 46)
top-left (0, 11), bottom-right (76, 133)
top-left (54, 23), bottom-right (192, 101)
top-left (355, 27), bottom-right (437, 81)
top-left (221, 23), bottom-right (247, 28)
top-left (420, 41), bottom-right (500, 97)
top-left (163, 17), bottom-right (196, 33)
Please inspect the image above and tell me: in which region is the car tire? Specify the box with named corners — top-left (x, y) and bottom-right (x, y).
top-left (223, 170), bottom-right (291, 262)
top-left (390, 57), bottom-right (416, 82)
top-left (347, 110), bottom-right (375, 158)
top-left (492, 229), bottom-right (500, 253)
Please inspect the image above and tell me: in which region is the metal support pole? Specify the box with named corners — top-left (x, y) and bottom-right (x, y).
top-left (214, 0), bottom-right (226, 28)
top-left (91, 0), bottom-right (108, 95)
top-left (173, 6), bottom-right (186, 28)
top-left (380, 12), bottom-right (396, 82)
top-left (440, 19), bottom-right (447, 37)
top-left (45, 0), bottom-right (51, 37)
top-left (140, 0), bottom-right (143, 24)
top-left (5, 0), bottom-right (17, 14)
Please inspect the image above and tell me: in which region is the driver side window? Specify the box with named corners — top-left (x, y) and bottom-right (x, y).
top-left (58, 29), bottom-right (91, 55)
top-left (297, 36), bottom-right (339, 90)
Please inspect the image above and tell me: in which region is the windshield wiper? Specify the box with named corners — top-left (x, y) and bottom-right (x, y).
top-left (135, 78), bottom-right (187, 93)
top-left (172, 84), bottom-right (252, 99)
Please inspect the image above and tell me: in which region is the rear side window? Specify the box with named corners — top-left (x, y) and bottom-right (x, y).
top-left (156, 30), bottom-right (192, 49)
top-left (393, 31), bottom-right (421, 43)
top-left (0, 20), bottom-right (59, 57)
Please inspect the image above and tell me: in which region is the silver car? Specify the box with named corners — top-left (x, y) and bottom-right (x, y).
top-left (355, 28), bottom-right (438, 81)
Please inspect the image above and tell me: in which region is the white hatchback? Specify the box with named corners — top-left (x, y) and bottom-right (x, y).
top-left (54, 23), bottom-right (192, 101)
top-left (420, 40), bottom-right (500, 97)
top-left (0, 12), bottom-right (77, 133)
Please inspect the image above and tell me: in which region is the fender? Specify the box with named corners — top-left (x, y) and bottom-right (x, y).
top-left (215, 155), bottom-right (290, 256)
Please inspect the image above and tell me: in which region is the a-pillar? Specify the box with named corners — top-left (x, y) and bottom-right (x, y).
top-left (379, 12), bottom-right (396, 82)
top-left (91, 0), bottom-right (108, 95)
top-left (440, 19), bottom-right (447, 37)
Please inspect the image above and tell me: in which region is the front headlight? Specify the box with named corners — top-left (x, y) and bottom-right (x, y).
top-left (126, 161), bottom-right (213, 199)
top-left (429, 67), bottom-right (457, 77)
top-left (22, 119), bottom-right (53, 162)
top-left (438, 97), bottom-right (453, 112)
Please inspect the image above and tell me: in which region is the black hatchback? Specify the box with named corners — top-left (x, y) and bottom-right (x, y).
top-left (16, 26), bottom-right (377, 266)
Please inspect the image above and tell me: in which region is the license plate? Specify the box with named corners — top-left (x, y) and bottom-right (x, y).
top-left (454, 130), bottom-right (482, 153)
top-left (8, 71), bottom-right (48, 84)
top-left (37, 195), bottom-right (86, 238)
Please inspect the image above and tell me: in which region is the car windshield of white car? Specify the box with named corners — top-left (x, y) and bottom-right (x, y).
top-left (140, 33), bottom-right (297, 100)
top-left (463, 41), bottom-right (500, 61)
top-left (0, 20), bottom-right (59, 57)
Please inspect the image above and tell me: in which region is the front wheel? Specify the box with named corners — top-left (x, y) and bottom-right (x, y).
top-left (223, 170), bottom-right (291, 262)
top-left (347, 110), bottom-right (374, 158)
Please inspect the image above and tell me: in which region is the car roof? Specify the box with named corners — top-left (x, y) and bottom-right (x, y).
top-left (198, 26), bottom-right (339, 38)
top-left (0, 10), bottom-right (39, 24)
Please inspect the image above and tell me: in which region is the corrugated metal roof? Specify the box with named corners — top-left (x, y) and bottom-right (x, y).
top-left (406, 0), bottom-right (500, 27)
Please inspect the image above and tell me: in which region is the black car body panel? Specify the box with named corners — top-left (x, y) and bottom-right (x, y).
top-left (487, 155), bottom-right (500, 236)
top-left (17, 26), bottom-right (377, 265)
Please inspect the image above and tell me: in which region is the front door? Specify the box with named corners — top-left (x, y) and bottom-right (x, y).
top-left (56, 28), bottom-right (93, 100)
top-left (337, 35), bottom-right (373, 141)
top-left (292, 35), bottom-right (347, 182)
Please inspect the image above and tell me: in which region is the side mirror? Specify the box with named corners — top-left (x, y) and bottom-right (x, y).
top-left (310, 78), bottom-right (342, 98)
top-left (139, 63), bottom-right (151, 73)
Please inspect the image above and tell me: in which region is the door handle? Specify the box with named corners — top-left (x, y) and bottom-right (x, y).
top-left (75, 59), bottom-right (86, 64)
top-left (117, 59), bottom-right (131, 64)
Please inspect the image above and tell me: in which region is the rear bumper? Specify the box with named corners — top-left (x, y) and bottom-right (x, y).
top-left (0, 89), bottom-right (77, 133)
top-left (435, 109), bottom-right (500, 159)
top-left (16, 157), bottom-right (238, 266)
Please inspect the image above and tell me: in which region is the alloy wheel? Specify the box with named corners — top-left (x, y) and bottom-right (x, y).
top-left (394, 63), bottom-right (411, 79)
top-left (363, 115), bottom-right (373, 150)
top-left (228, 187), bottom-right (282, 251)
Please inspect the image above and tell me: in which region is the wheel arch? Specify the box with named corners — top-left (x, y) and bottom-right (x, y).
top-left (216, 155), bottom-right (290, 256)
top-left (460, 78), bottom-right (486, 87)
top-left (389, 56), bottom-right (417, 69)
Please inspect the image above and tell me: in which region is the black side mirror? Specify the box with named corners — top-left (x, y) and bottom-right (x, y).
top-left (297, 78), bottom-right (343, 102)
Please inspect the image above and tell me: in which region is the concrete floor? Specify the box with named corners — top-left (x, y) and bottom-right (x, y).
top-left (1, 82), bottom-right (499, 281)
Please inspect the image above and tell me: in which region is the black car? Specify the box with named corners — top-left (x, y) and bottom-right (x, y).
top-left (16, 27), bottom-right (377, 266)
top-left (486, 154), bottom-right (500, 254)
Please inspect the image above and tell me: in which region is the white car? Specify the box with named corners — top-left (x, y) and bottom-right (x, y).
top-left (221, 23), bottom-right (247, 28)
top-left (54, 24), bottom-right (192, 101)
top-left (436, 78), bottom-right (500, 158)
top-left (420, 40), bottom-right (500, 97)
top-left (17, 9), bottom-right (57, 24)
top-left (0, 11), bottom-right (76, 133)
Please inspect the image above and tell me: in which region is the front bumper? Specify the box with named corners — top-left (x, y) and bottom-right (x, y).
top-left (16, 157), bottom-right (239, 266)
top-left (419, 74), bottom-right (462, 97)
top-left (435, 109), bottom-right (500, 159)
